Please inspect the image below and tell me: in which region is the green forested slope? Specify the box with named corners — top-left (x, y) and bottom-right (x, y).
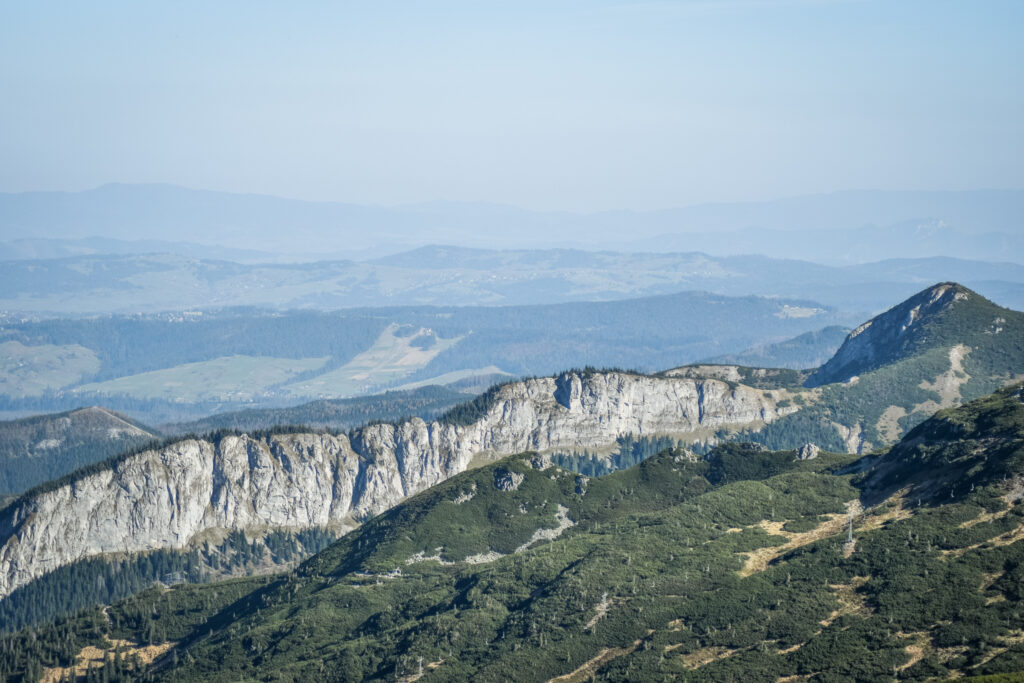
top-left (4, 383), bottom-right (1024, 681)
top-left (0, 407), bottom-right (158, 497)
top-left (702, 325), bottom-right (851, 370)
top-left (0, 526), bottom-right (336, 637)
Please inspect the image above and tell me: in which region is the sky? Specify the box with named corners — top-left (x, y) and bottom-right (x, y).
top-left (0, 0), bottom-right (1021, 211)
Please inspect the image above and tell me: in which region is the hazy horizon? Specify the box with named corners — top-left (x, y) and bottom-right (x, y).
top-left (3, 5), bottom-right (1024, 677)
top-left (6, 181), bottom-right (1024, 214)
top-left (3, 1), bottom-right (1021, 212)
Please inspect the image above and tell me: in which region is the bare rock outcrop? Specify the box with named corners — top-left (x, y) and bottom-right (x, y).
top-left (0, 370), bottom-right (797, 600)
top-left (796, 443), bottom-right (821, 460)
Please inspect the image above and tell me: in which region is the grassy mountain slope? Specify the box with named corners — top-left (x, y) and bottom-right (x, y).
top-left (0, 407), bottom-right (157, 497)
top-left (6, 383), bottom-right (1024, 681)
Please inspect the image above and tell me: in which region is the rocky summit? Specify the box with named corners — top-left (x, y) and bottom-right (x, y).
top-left (807, 282), bottom-right (992, 386)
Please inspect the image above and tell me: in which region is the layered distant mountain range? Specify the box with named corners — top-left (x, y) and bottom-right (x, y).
top-left (2, 185), bottom-right (1024, 681)
top-left (2, 185), bottom-right (1023, 260)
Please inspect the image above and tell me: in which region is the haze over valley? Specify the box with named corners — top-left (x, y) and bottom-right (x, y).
top-left (1, 1), bottom-right (1023, 681)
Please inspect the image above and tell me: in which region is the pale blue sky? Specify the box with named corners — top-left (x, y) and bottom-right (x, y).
top-left (1, 0), bottom-right (1020, 210)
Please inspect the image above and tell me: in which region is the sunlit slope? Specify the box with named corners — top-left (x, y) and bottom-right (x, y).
top-left (6, 383), bottom-right (1023, 680)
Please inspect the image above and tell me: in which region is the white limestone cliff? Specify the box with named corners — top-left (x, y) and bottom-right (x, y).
top-left (0, 370), bottom-right (796, 599)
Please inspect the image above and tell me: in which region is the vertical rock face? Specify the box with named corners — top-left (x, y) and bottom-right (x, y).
top-left (0, 371), bottom-right (795, 600)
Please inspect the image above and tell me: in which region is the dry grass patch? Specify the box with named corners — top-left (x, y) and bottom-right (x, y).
top-left (548, 633), bottom-right (649, 683)
top-left (967, 629), bottom-right (1024, 670)
top-left (857, 495), bottom-right (913, 533)
top-left (933, 644), bottom-right (970, 664)
top-left (895, 632), bottom-right (931, 672)
top-left (41, 640), bottom-right (174, 683)
top-left (960, 505), bottom-right (1014, 529)
top-left (917, 344), bottom-right (971, 410)
top-left (981, 571), bottom-right (1009, 605)
top-left (980, 571), bottom-right (1004, 591)
top-left (680, 646), bottom-right (740, 670)
top-left (820, 576), bottom-right (872, 627)
top-left (397, 658), bottom-right (445, 683)
top-left (739, 501), bottom-right (862, 578)
top-left (876, 405), bottom-right (908, 444)
top-left (945, 515), bottom-right (1024, 558)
